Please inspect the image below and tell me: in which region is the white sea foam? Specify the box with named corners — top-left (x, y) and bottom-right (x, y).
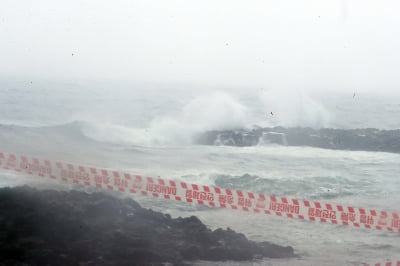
top-left (80, 91), bottom-right (248, 145)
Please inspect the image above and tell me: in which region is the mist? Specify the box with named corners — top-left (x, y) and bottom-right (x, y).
top-left (1, 0), bottom-right (400, 95)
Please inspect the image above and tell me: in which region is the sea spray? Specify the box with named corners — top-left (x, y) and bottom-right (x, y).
top-left (258, 89), bottom-right (331, 128)
top-left (80, 91), bottom-right (249, 145)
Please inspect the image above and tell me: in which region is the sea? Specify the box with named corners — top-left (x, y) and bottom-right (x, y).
top-left (0, 82), bottom-right (399, 265)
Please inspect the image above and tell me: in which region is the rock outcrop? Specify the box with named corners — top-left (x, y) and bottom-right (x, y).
top-left (196, 127), bottom-right (400, 153)
top-left (0, 186), bottom-right (295, 265)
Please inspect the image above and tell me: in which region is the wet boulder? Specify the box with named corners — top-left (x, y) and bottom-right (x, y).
top-left (0, 186), bottom-right (295, 265)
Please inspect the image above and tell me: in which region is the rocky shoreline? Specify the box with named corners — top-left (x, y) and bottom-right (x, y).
top-left (0, 186), bottom-right (295, 265)
top-left (196, 127), bottom-right (400, 153)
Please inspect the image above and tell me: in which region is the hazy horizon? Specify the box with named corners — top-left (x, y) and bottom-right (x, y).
top-left (1, 0), bottom-right (400, 95)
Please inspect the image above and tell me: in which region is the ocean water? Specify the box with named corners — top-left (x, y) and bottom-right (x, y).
top-left (0, 85), bottom-right (400, 265)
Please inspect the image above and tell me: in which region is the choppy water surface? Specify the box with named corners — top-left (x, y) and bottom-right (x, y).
top-left (1, 86), bottom-right (399, 265)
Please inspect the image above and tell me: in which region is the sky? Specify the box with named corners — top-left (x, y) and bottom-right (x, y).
top-left (1, 0), bottom-right (400, 93)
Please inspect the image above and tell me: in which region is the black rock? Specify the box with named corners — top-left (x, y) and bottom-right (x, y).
top-left (0, 186), bottom-right (295, 265)
top-left (196, 127), bottom-right (400, 153)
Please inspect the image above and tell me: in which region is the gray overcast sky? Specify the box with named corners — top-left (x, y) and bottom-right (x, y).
top-left (1, 0), bottom-right (400, 93)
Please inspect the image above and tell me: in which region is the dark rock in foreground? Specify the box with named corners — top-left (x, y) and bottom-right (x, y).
top-left (196, 127), bottom-right (400, 153)
top-left (0, 186), bottom-right (295, 265)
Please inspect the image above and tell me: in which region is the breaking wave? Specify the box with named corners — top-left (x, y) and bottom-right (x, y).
top-left (0, 91), bottom-right (249, 146)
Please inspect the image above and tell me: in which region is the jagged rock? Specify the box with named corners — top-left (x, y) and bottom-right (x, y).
top-left (196, 127), bottom-right (400, 153)
top-left (0, 186), bottom-right (295, 265)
